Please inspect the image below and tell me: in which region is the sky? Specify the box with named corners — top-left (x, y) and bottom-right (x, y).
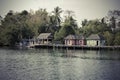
top-left (0, 0), bottom-right (120, 26)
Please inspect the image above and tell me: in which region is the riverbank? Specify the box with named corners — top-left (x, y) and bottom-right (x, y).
top-left (0, 44), bottom-right (120, 51)
top-left (32, 44), bottom-right (120, 51)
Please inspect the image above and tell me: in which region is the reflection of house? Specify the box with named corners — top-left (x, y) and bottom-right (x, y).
top-left (64, 35), bottom-right (85, 46)
top-left (86, 34), bottom-right (105, 46)
top-left (37, 33), bottom-right (53, 44)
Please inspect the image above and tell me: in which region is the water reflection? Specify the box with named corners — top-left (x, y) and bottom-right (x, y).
top-left (0, 48), bottom-right (120, 80)
top-left (58, 49), bottom-right (120, 60)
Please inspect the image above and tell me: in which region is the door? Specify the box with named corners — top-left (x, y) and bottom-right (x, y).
top-left (96, 41), bottom-right (98, 46)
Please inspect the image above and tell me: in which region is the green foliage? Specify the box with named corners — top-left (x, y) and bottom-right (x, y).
top-left (54, 14), bottom-right (77, 41)
top-left (80, 18), bottom-right (120, 46)
top-left (113, 32), bottom-right (120, 45)
top-left (54, 24), bottom-right (75, 41)
top-left (52, 6), bottom-right (62, 27)
top-left (38, 25), bottom-right (47, 33)
top-left (82, 19), bottom-right (88, 27)
top-left (106, 10), bottom-right (120, 31)
top-left (82, 20), bottom-right (95, 36)
top-left (103, 31), bottom-right (114, 46)
top-left (82, 19), bottom-right (109, 37)
top-left (0, 7), bottom-right (62, 46)
top-left (0, 10), bottom-right (35, 46)
top-left (0, 8), bottom-right (120, 46)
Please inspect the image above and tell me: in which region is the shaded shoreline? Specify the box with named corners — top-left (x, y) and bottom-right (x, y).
top-left (33, 44), bottom-right (120, 51)
top-left (0, 44), bottom-right (120, 51)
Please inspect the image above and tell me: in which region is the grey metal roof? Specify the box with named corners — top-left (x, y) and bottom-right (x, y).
top-left (87, 34), bottom-right (105, 40)
top-left (37, 33), bottom-right (53, 39)
top-left (64, 34), bottom-right (84, 40)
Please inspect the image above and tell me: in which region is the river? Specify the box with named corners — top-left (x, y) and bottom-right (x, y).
top-left (0, 48), bottom-right (120, 80)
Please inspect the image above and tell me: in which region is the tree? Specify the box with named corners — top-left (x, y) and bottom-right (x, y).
top-left (105, 10), bottom-right (120, 31)
top-left (54, 10), bottom-right (78, 41)
top-left (64, 10), bottom-right (78, 30)
top-left (1, 8), bottom-right (120, 46)
top-left (65, 10), bottom-right (74, 18)
top-left (54, 23), bottom-right (75, 41)
top-left (0, 16), bottom-right (2, 25)
top-left (7, 10), bottom-right (14, 16)
top-left (52, 6), bottom-right (62, 28)
top-left (0, 10), bottom-right (35, 46)
top-left (110, 16), bottom-right (116, 31)
top-left (113, 32), bottom-right (120, 45)
top-left (81, 19), bottom-right (109, 37)
top-left (82, 19), bottom-right (88, 27)
top-left (103, 31), bottom-right (114, 46)
top-left (26, 9), bottom-right (49, 36)
top-left (46, 7), bottom-right (62, 34)
top-left (47, 15), bottom-right (57, 33)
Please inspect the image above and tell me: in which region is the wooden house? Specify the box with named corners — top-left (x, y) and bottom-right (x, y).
top-left (64, 34), bottom-right (85, 46)
top-left (86, 34), bottom-right (105, 46)
top-left (37, 33), bottom-right (53, 44)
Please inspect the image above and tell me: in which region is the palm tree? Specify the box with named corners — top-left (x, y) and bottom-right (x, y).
top-left (46, 7), bottom-right (62, 34)
top-left (65, 10), bottom-right (74, 18)
top-left (52, 6), bottom-right (62, 28)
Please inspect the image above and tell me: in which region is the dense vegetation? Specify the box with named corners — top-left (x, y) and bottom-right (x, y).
top-left (0, 7), bottom-right (120, 46)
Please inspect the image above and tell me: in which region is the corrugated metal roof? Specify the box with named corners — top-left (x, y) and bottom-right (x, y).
top-left (64, 34), bottom-right (84, 40)
top-left (37, 33), bottom-right (52, 39)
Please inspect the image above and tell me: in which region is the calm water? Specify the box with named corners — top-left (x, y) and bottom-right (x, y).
top-left (0, 48), bottom-right (120, 80)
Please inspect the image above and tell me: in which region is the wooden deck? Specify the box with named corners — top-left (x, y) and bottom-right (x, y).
top-left (31, 44), bottom-right (120, 50)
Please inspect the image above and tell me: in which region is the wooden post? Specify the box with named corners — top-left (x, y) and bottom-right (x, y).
top-left (42, 39), bottom-right (44, 44)
top-left (47, 39), bottom-right (48, 44)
